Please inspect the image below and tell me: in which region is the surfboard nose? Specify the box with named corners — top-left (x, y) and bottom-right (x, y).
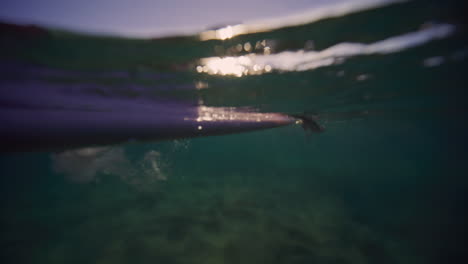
top-left (192, 106), bottom-right (295, 124)
top-left (186, 106), bottom-right (296, 136)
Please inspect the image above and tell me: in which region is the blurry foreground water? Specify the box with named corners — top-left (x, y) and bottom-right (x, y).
top-left (1, 0), bottom-right (468, 263)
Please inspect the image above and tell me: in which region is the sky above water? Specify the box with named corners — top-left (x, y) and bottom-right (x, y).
top-left (0, 0), bottom-right (353, 37)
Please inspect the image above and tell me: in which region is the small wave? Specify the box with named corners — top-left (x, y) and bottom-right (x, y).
top-left (200, 0), bottom-right (405, 40)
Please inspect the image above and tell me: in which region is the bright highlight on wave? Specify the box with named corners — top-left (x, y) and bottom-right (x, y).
top-left (200, 0), bottom-right (404, 41)
top-left (197, 23), bottom-right (455, 77)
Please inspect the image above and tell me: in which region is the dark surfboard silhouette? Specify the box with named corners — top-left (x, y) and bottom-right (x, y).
top-left (0, 64), bottom-right (323, 152)
top-left (0, 103), bottom-right (300, 152)
top-left (0, 80), bottom-right (326, 152)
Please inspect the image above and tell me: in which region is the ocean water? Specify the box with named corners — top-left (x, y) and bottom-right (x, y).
top-left (1, 0), bottom-right (467, 263)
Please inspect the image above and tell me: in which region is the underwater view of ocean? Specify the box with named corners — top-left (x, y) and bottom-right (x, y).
top-left (1, 0), bottom-right (467, 263)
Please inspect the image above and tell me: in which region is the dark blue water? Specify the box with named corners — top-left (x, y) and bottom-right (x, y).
top-left (1, 0), bottom-right (467, 263)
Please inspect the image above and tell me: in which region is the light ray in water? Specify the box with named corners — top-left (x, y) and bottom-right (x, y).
top-left (198, 23), bottom-right (455, 77)
top-left (200, 0), bottom-right (405, 40)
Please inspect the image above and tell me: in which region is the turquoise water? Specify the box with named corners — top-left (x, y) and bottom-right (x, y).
top-left (1, 0), bottom-right (468, 263)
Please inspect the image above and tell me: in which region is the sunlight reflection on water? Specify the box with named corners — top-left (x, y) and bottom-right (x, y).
top-left (198, 24), bottom-right (454, 77)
